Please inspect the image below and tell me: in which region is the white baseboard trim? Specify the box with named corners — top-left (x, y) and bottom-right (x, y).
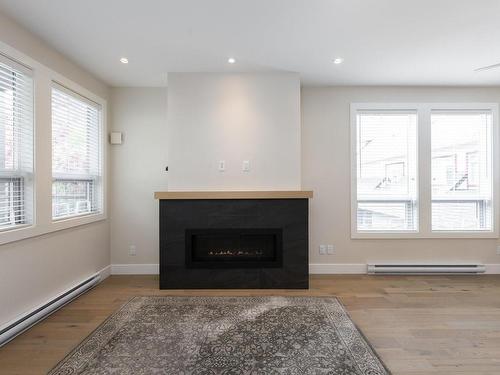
top-left (109, 263), bottom-right (500, 275)
top-left (111, 263), bottom-right (159, 275)
top-left (309, 263), bottom-right (367, 274)
top-left (98, 265), bottom-right (111, 280)
top-left (110, 263), bottom-right (368, 275)
top-left (110, 263), bottom-right (367, 275)
top-left (311, 263), bottom-right (500, 274)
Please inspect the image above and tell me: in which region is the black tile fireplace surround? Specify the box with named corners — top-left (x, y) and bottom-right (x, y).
top-left (158, 196), bottom-right (310, 289)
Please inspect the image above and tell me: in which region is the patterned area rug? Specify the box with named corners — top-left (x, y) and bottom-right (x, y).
top-left (49, 296), bottom-right (390, 374)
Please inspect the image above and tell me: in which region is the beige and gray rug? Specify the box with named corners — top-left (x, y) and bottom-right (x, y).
top-left (49, 296), bottom-right (389, 374)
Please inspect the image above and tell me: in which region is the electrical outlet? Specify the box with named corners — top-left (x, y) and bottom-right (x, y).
top-left (327, 245), bottom-right (335, 255)
top-left (497, 245), bottom-right (500, 255)
top-left (129, 245), bottom-right (136, 256)
top-left (218, 160), bottom-right (226, 172)
top-left (242, 160), bottom-right (250, 172)
top-left (319, 245), bottom-right (327, 255)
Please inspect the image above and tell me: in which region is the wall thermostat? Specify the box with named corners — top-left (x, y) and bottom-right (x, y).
top-left (110, 132), bottom-right (123, 145)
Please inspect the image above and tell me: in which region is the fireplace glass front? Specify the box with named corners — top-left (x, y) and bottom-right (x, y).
top-left (185, 228), bottom-right (283, 268)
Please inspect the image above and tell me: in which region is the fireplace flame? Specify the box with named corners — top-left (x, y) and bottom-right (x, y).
top-left (208, 249), bottom-right (264, 256)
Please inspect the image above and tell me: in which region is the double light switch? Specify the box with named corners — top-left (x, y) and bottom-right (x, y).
top-left (218, 160), bottom-right (251, 172)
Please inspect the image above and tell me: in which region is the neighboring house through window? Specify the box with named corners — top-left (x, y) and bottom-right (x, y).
top-left (352, 104), bottom-right (497, 237)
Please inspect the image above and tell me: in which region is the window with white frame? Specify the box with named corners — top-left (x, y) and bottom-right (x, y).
top-left (431, 111), bottom-right (492, 231)
top-left (355, 111), bottom-right (418, 231)
top-left (0, 55), bottom-right (34, 230)
top-left (51, 84), bottom-right (102, 220)
top-left (352, 104), bottom-right (497, 237)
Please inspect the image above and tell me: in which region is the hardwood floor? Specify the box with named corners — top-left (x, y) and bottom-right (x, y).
top-left (1, 274), bottom-right (500, 374)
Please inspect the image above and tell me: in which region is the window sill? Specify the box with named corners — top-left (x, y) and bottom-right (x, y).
top-left (0, 223), bottom-right (32, 234)
top-left (352, 231), bottom-right (499, 239)
top-left (51, 212), bottom-right (106, 231)
top-left (0, 212), bottom-right (106, 246)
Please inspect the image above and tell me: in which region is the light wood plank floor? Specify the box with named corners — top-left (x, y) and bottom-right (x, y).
top-left (1, 275), bottom-right (500, 374)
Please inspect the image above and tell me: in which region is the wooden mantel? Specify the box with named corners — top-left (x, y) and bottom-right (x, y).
top-left (154, 190), bottom-right (313, 200)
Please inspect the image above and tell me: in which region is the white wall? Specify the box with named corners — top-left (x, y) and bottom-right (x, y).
top-left (302, 86), bottom-right (500, 268)
top-left (0, 12), bottom-right (110, 326)
top-left (109, 74), bottom-right (301, 265)
top-left (110, 88), bottom-right (168, 265)
top-left (110, 84), bottom-right (500, 270)
top-left (167, 73), bottom-right (301, 190)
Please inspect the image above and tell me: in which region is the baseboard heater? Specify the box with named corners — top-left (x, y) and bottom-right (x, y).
top-left (0, 273), bottom-right (101, 348)
top-left (367, 264), bottom-right (486, 275)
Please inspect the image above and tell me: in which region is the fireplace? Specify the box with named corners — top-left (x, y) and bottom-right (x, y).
top-left (156, 191), bottom-right (312, 289)
top-left (186, 228), bottom-right (283, 268)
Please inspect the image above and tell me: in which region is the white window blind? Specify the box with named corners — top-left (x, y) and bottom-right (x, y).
top-left (51, 84), bottom-right (102, 220)
top-left (356, 111), bottom-right (418, 231)
top-left (431, 111), bottom-right (492, 231)
top-left (0, 55), bottom-right (34, 230)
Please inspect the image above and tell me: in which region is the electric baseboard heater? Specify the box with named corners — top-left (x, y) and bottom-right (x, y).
top-left (367, 264), bottom-right (485, 275)
top-left (0, 273), bottom-right (101, 347)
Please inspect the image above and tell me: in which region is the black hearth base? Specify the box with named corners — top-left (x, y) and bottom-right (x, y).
top-left (158, 197), bottom-right (310, 289)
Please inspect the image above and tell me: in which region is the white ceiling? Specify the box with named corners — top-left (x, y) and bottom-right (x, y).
top-left (1, 0), bottom-right (500, 87)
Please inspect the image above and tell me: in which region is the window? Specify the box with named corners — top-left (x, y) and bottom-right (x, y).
top-left (355, 111), bottom-right (418, 231)
top-left (0, 46), bottom-right (106, 245)
top-left (352, 103), bottom-right (498, 238)
top-left (0, 55), bottom-right (33, 230)
top-left (431, 111), bottom-right (492, 231)
top-left (51, 84), bottom-right (102, 220)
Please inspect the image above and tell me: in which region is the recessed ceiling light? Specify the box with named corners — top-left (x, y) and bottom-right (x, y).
top-left (120, 57), bottom-right (129, 64)
top-left (227, 57), bottom-right (236, 64)
top-left (333, 58), bottom-right (344, 64)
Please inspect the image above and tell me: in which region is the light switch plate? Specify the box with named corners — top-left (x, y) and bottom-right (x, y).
top-left (319, 245), bottom-right (327, 255)
top-left (327, 245), bottom-right (335, 255)
top-left (242, 160), bottom-right (250, 172)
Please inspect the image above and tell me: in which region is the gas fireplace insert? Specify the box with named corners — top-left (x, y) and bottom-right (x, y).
top-left (185, 228), bottom-right (283, 268)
